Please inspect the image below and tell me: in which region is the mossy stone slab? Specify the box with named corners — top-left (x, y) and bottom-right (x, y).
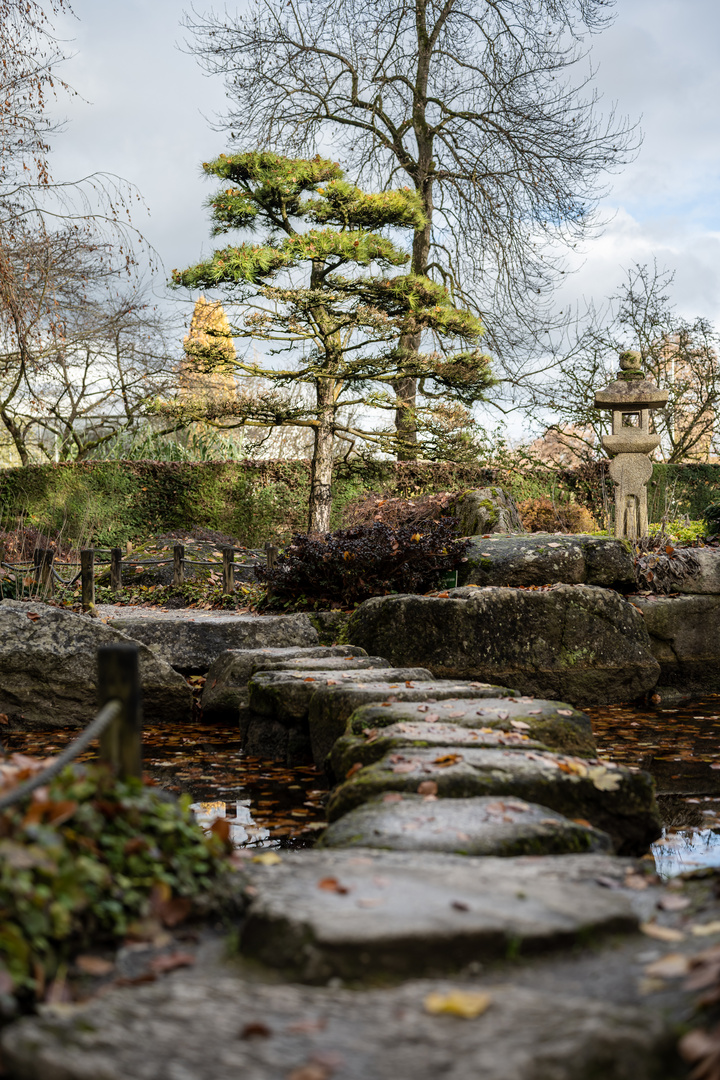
top-left (308, 680), bottom-right (515, 767)
top-left (326, 746), bottom-right (661, 855)
top-left (318, 794), bottom-right (612, 856)
top-left (460, 533), bottom-right (635, 589)
top-left (202, 645), bottom-right (372, 720)
top-left (235, 849), bottom-right (641, 981)
top-left (248, 668), bottom-right (435, 726)
top-left (329, 722), bottom-right (550, 781)
top-left (347, 696), bottom-right (596, 756)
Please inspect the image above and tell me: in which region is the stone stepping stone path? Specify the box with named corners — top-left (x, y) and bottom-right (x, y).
top-left (202, 644), bottom-right (374, 719)
top-left (318, 794), bottom-right (612, 856)
top-left (326, 745), bottom-right (660, 855)
top-left (234, 849), bottom-right (643, 981)
top-left (1, 972), bottom-right (669, 1080)
top-left (344, 695), bottom-right (597, 755)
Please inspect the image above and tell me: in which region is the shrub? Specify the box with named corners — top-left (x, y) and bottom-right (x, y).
top-left (518, 496), bottom-right (597, 534)
top-left (341, 491), bottom-right (454, 529)
top-left (0, 762), bottom-right (231, 1004)
top-left (259, 520), bottom-right (470, 608)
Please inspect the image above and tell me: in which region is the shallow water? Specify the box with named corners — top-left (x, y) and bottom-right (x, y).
top-left (587, 696), bottom-right (720, 877)
top-left (6, 695), bottom-right (720, 869)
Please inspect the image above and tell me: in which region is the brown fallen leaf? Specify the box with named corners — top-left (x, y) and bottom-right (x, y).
top-left (679, 1025), bottom-right (720, 1078)
top-left (345, 762), bottom-right (363, 779)
top-left (317, 877), bottom-right (350, 895)
top-left (241, 1021), bottom-right (272, 1039)
top-left (287, 1065), bottom-right (332, 1080)
top-left (433, 753), bottom-right (463, 767)
top-left (418, 780), bottom-right (438, 796)
top-left (424, 990), bottom-right (491, 1019)
top-left (149, 952), bottom-right (195, 974)
top-left (75, 955), bottom-right (114, 977)
top-left (382, 793), bottom-right (403, 803)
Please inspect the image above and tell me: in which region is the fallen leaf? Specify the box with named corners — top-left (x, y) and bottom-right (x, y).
top-left (557, 709), bottom-right (573, 716)
top-left (692, 922), bottom-right (720, 937)
top-left (433, 753), bottom-right (463, 767)
top-left (510, 720), bottom-right (531, 731)
top-left (451, 900), bottom-right (470, 912)
top-left (640, 922), bottom-right (686, 943)
top-left (658, 894), bottom-right (691, 912)
top-left (286, 1018), bottom-right (327, 1034)
top-left (382, 792), bottom-right (403, 803)
top-left (345, 762), bottom-right (363, 779)
top-left (644, 953), bottom-right (691, 979)
top-left (424, 990), bottom-right (491, 1019)
top-left (287, 1064), bottom-right (332, 1080)
top-left (252, 852), bottom-right (282, 866)
top-left (418, 780), bottom-right (438, 796)
top-left (241, 1021), bottom-right (272, 1038)
top-left (318, 877), bottom-right (349, 894)
top-left (75, 955), bottom-right (114, 977)
top-left (149, 952), bottom-right (195, 974)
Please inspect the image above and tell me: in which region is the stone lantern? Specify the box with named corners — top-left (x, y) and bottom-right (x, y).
top-left (594, 351), bottom-right (668, 540)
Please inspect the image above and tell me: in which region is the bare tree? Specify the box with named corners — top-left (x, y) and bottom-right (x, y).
top-left (183, 0), bottom-right (637, 455)
top-left (528, 264), bottom-right (720, 465)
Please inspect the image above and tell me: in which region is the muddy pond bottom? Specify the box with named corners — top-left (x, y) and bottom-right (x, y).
top-left (588, 695), bottom-right (720, 878)
top-left (1, 723), bottom-right (328, 850)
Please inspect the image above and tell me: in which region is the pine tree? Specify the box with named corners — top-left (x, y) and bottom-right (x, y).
top-left (172, 152), bottom-right (493, 531)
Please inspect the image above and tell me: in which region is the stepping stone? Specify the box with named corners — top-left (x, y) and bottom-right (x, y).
top-left (202, 644), bottom-right (376, 719)
top-left (347, 696), bottom-right (597, 756)
top-left (234, 849), bottom-right (642, 981)
top-left (243, 667), bottom-right (434, 763)
top-left (308, 680), bottom-right (517, 767)
top-left (318, 794), bottom-right (613, 856)
top-left (0, 973), bottom-right (669, 1080)
top-left (329, 722), bottom-right (551, 781)
top-left (326, 746), bottom-right (661, 855)
top-left (107, 612), bottom-right (318, 673)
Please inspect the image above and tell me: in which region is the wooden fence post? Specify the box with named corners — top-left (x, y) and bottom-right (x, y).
top-left (173, 544), bottom-right (185, 587)
top-left (222, 547), bottom-right (234, 594)
top-left (97, 645), bottom-right (142, 780)
top-left (110, 547), bottom-right (123, 593)
top-left (264, 542), bottom-right (279, 570)
top-left (33, 547), bottom-right (54, 596)
top-left (81, 548), bottom-right (95, 609)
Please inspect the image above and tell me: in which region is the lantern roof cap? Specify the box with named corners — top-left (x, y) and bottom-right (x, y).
top-left (594, 350), bottom-right (668, 410)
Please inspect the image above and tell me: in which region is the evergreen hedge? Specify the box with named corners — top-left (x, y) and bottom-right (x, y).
top-left (1, 458), bottom-right (719, 545)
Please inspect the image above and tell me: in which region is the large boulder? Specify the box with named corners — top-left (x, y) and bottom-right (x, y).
top-left (0, 600), bottom-right (192, 727)
top-left (630, 593), bottom-right (720, 694)
top-left (459, 533), bottom-right (636, 589)
top-left (326, 746), bottom-right (661, 855)
top-left (449, 486), bottom-right (525, 535)
top-left (318, 794), bottom-right (612, 856)
top-left (201, 645), bottom-right (376, 720)
top-left (346, 586), bottom-right (660, 705)
top-left (106, 612), bottom-right (318, 673)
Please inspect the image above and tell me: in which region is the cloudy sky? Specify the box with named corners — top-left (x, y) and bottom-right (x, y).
top-left (47, 0), bottom-right (720, 338)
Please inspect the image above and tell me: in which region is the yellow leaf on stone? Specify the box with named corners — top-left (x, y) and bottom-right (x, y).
top-left (640, 922), bottom-right (685, 943)
top-left (691, 921), bottom-right (720, 937)
top-left (251, 852), bottom-right (282, 866)
top-left (587, 767), bottom-right (622, 792)
top-left (424, 991), bottom-right (492, 1019)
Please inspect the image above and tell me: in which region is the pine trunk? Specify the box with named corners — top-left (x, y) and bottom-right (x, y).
top-left (308, 381), bottom-right (335, 533)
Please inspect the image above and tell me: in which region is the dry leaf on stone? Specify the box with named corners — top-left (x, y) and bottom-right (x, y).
top-left (424, 990), bottom-right (491, 1019)
top-left (345, 763), bottom-right (363, 779)
top-left (659, 895), bottom-right (691, 912)
top-left (557, 709), bottom-right (574, 716)
top-left (644, 953), bottom-right (691, 979)
top-left (382, 793), bottom-right (403, 803)
top-left (433, 754), bottom-right (463, 767)
top-left (640, 922), bottom-right (686, 943)
top-left (317, 877), bottom-right (350, 895)
top-left (241, 1022), bottom-right (272, 1039)
top-left (287, 1065), bottom-right (332, 1080)
top-left (679, 1026), bottom-right (720, 1080)
top-left (149, 952), bottom-right (195, 974)
top-left (75, 955), bottom-right (114, 977)
top-left (252, 852), bottom-right (282, 866)
top-left (418, 781), bottom-right (438, 796)
top-left (692, 922), bottom-right (720, 937)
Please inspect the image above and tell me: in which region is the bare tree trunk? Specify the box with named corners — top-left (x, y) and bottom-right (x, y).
top-left (308, 380), bottom-right (335, 533)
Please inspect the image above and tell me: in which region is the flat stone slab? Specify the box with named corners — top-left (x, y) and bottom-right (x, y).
top-left (660, 546), bottom-right (720, 594)
top-left (346, 586), bottom-right (660, 705)
top-left (0, 973), bottom-right (670, 1080)
top-left (0, 600), bottom-right (192, 727)
top-left (459, 533), bottom-right (635, 589)
top-left (308, 680), bottom-right (516, 767)
top-left (247, 668), bottom-right (436, 724)
top-left (631, 593), bottom-right (720, 693)
top-left (347, 696), bottom-right (597, 756)
top-left (318, 794), bottom-right (612, 856)
top-left (235, 849), bottom-right (641, 980)
top-left (201, 644), bottom-right (375, 719)
top-left (326, 747), bottom-right (661, 855)
top-left (107, 612), bottom-right (318, 673)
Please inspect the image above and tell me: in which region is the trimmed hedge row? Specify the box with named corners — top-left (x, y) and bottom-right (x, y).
top-left (1, 458), bottom-right (719, 545)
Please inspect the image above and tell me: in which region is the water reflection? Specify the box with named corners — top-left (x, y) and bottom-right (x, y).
top-left (190, 798), bottom-right (272, 848)
top-left (653, 827), bottom-right (720, 879)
